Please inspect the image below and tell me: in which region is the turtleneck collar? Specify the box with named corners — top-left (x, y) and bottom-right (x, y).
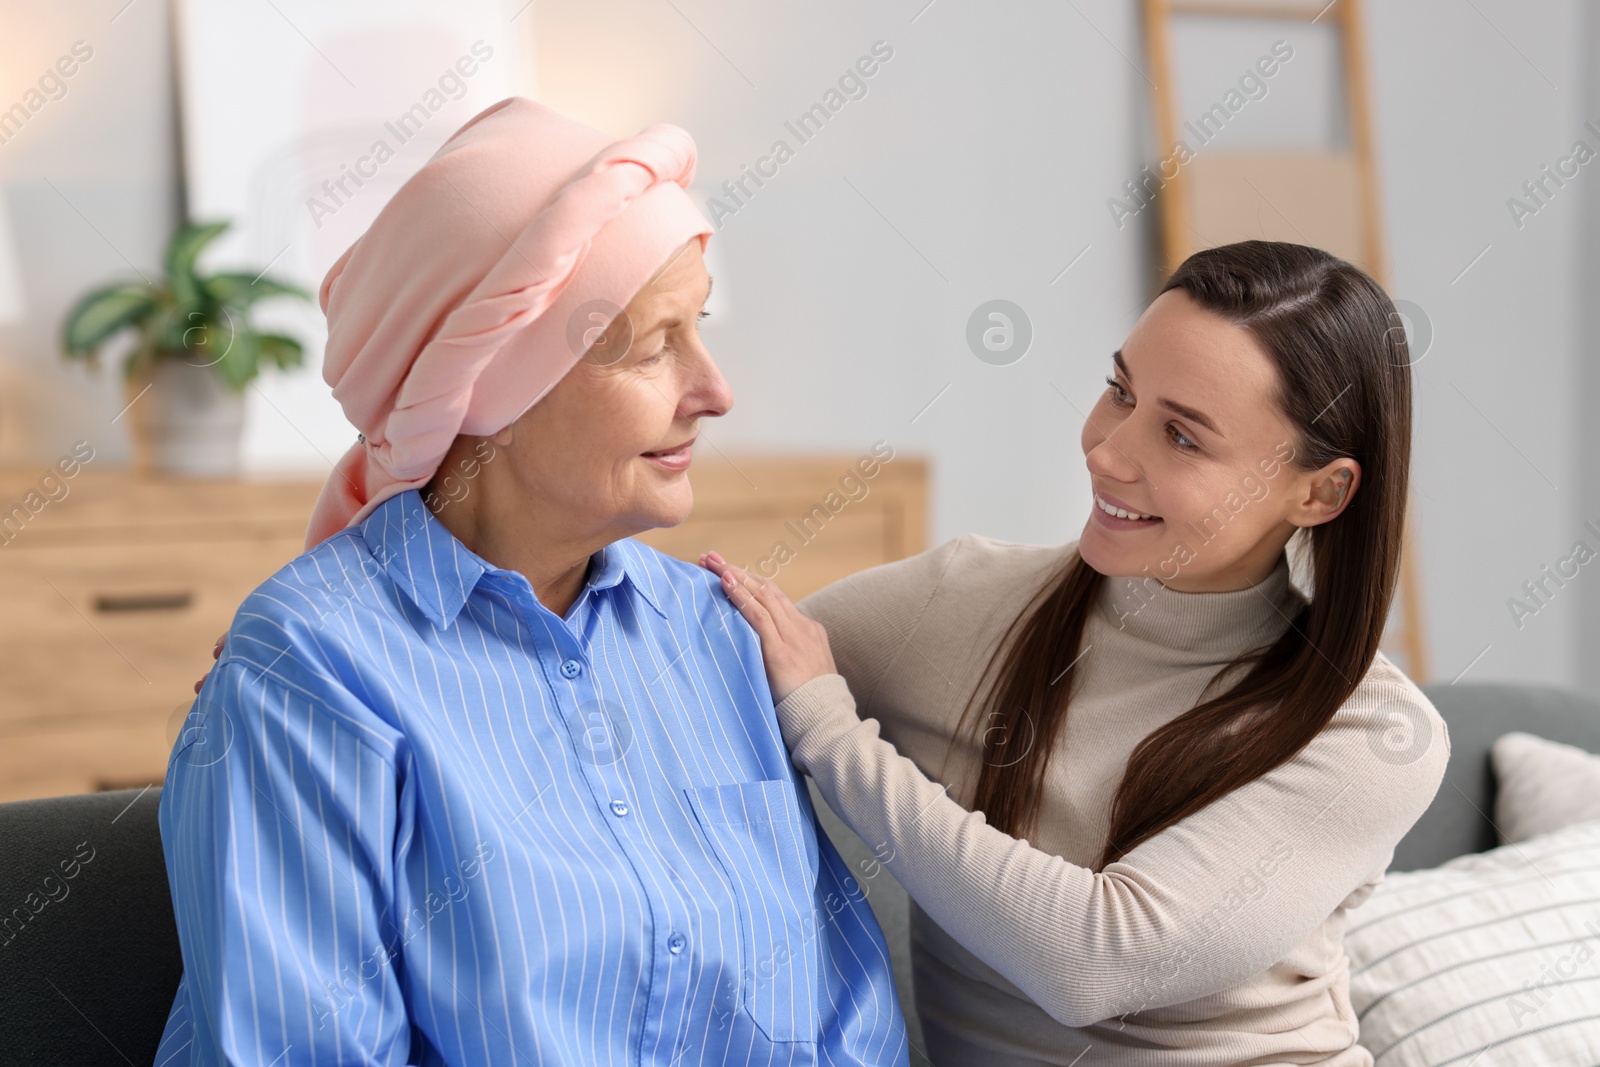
top-left (1092, 549), bottom-right (1307, 664)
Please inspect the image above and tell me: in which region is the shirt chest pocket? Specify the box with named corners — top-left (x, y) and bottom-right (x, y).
top-left (685, 778), bottom-right (822, 1043)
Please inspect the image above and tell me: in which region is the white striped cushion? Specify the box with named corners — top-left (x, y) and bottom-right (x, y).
top-left (1345, 819), bottom-right (1600, 1066)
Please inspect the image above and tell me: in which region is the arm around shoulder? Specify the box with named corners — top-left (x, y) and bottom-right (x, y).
top-left (774, 655), bottom-right (1451, 1028)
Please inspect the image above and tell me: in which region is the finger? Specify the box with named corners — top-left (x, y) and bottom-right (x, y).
top-left (718, 566), bottom-right (778, 636)
top-left (727, 565), bottom-right (802, 639)
top-left (749, 568), bottom-right (795, 610)
top-left (213, 632), bottom-right (225, 660)
top-left (705, 557), bottom-right (790, 640)
top-left (722, 564), bottom-right (794, 639)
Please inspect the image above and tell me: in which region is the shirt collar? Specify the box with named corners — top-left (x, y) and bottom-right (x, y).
top-left (360, 490), bottom-right (667, 628)
top-left (580, 536), bottom-right (668, 621)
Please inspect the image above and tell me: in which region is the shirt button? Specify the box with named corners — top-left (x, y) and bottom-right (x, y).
top-left (560, 659), bottom-right (583, 679)
top-left (610, 799), bottom-right (629, 817)
top-left (667, 932), bottom-right (687, 954)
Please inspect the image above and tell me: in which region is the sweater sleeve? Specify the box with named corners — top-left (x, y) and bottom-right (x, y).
top-left (792, 535), bottom-right (968, 722)
top-left (773, 665), bottom-right (1451, 1029)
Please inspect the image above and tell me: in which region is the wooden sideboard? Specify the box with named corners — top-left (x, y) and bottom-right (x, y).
top-left (0, 452), bottom-right (927, 802)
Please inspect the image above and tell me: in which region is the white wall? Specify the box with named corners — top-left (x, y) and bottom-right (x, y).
top-left (1364, 0), bottom-right (1586, 691)
top-left (534, 0), bottom-right (1594, 693)
top-left (1580, 0), bottom-right (1600, 698)
top-left (535, 0), bottom-right (1154, 555)
top-left (0, 0), bottom-right (1592, 695)
top-left (0, 0), bottom-right (181, 465)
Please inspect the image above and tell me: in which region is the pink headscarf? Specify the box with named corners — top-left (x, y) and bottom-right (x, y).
top-left (303, 96), bottom-right (713, 550)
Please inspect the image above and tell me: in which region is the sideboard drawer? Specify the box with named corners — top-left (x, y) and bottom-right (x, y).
top-left (0, 456), bottom-right (927, 802)
top-left (638, 507), bottom-right (904, 602)
top-left (0, 534), bottom-right (308, 727)
top-left (0, 716), bottom-right (176, 804)
top-left (635, 451), bottom-right (926, 601)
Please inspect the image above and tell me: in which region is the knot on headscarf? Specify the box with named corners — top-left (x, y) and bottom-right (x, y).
top-left (302, 96), bottom-right (713, 550)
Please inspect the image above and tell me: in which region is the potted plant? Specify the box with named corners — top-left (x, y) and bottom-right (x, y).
top-left (61, 219), bottom-right (311, 477)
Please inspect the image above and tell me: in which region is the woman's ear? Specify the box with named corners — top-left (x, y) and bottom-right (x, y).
top-left (1288, 460), bottom-right (1361, 528)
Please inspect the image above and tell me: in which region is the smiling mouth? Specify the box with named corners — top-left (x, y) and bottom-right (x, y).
top-left (1094, 492), bottom-right (1161, 522)
top-left (642, 437), bottom-right (695, 458)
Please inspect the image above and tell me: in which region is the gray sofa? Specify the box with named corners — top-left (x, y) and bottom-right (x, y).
top-left (1, 681), bottom-right (1596, 1063)
top-left (806, 679), bottom-right (1600, 1054)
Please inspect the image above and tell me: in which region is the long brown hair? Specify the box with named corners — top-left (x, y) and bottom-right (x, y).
top-left (952, 240), bottom-right (1413, 871)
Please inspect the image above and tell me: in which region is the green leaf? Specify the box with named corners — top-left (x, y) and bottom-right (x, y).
top-left (62, 283), bottom-right (160, 356)
top-left (202, 271), bottom-right (311, 310)
top-left (255, 332), bottom-right (304, 371)
top-left (64, 217), bottom-right (311, 390)
top-left (157, 302), bottom-right (220, 354)
top-left (165, 220), bottom-right (230, 306)
top-left (210, 328), bottom-right (259, 391)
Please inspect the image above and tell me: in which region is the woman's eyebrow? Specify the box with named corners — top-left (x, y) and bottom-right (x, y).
top-left (647, 275), bottom-right (715, 334)
top-left (1112, 348), bottom-right (1225, 438)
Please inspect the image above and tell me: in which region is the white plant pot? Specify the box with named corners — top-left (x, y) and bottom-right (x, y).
top-left (125, 358), bottom-right (245, 478)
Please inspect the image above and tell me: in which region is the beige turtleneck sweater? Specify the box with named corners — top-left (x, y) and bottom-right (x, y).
top-left (778, 534), bottom-right (1451, 1066)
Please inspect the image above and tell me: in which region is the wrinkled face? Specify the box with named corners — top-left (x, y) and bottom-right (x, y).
top-left (1078, 288), bottom-right (1322, 593)
top-left (496, 237), bottom-right (731, 541)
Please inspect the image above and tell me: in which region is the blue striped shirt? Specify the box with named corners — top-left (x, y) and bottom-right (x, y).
top-left (154, 487), bottom-right (908, 1066)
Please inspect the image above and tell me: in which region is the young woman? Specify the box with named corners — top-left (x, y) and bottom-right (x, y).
top-left (701, 240), bottom-right (1451, 1066)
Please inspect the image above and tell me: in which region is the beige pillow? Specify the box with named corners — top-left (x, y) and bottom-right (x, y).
top-left (1491, 731), bottom-right (1600, 845)
top-left (1345, 819), bottom-right (1600, 1066)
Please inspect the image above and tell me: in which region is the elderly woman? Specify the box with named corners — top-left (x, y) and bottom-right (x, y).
top-left (156, 97), bottom-right (907, 1065)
